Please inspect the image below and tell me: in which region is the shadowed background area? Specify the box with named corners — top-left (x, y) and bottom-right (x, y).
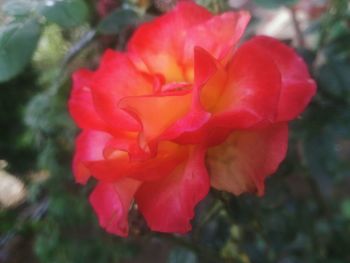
top-left (0, 0), bottom-right (350, 262)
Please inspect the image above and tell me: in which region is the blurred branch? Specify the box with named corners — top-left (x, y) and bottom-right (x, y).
top-left (61, 30), bottom-right (96, 70)
top-left (48, 30), bottom-right (97, 96)
top-left (0, 198), bottom-right (48, 250)
top-left (193, 198), bottom-right (223, 240)
top-left (289, 7), bottom-right (305, 48)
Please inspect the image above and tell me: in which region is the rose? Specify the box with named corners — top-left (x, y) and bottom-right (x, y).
top-left (69, 1), bottom-right (316, 237)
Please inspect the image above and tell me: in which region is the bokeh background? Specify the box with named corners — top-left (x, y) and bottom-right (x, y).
top-left (0, 0), bottom-right (349, 262)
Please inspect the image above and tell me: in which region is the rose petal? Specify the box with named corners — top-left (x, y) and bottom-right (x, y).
top-left (119, 90), bottom-right (193, 142)
top-left (248, 36), bottom-right (316, 121)
top-left (68, 69), bottom-right (107, 130)
top-left (128, 1), bottom-right (212, 82)
top-left (183, 10), bottom-right (250, 73)
top-left (73, 130), bottom-right (112, 184)
top-left (135, 145), bottom-right (209, 233)
top-left (89, 178), bottom-right (141, 237)
top-left (91, 50), bottom-right (153, 132)
top-left (207, 123), bottom-right (288, 196)
top-left (161, 47), bottom-right (223, 144)
top-left (88, 141), bottom-right (188, 182)
top-left (119, 50), bottom-right (217, 146)
top-left (211, 38), bottom-right (282, 129)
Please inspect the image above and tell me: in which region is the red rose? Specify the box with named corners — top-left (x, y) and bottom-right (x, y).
top-left (69, 1), bottom-right (316, 236)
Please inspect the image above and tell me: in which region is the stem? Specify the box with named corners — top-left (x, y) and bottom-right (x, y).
top-left (47, 30), bottom-right (97, 97)
top-left (289, 7), bottom-right (306, 48)
top-left (193, 199), bottom-right (223, 239)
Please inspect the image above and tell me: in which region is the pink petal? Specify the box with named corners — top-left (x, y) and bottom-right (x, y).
top-left (91, 50), bottom-right (153, 132)
top-left (135, 146), bottom-right (209, 233)
top-left (211, 37), bottom-right (283, 129)
top-left (73, 130), bottom-right (112, 184)
top-left (183, 10), bottom-right (251, 68)
top-left (89, 178), bottom-right (141, 237)
top-left (248, 36), bottom-right (316, 121)
top-left (68, 69), bottom-right (107, 130)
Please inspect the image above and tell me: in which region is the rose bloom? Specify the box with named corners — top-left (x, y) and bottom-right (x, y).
top-left (69, 1), bottom-right (316, 236)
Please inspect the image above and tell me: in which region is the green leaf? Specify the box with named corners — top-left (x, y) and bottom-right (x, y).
top-left (253, 0), bottom-right (298, 8)
top-left (40, 0), bottom-right (89, 28)
top-left (318, 58), bottom-right (350, 101)
top-left (341, 199), bottom-right (350, 219)
top-left (0, 20), bottom-right (41, 82)
top-left (97, 9), bottom-right (139, 34)
top-left (2, 0), bottom-right (33, 16)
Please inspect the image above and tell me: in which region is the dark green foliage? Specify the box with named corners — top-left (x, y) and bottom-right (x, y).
top-left (97, 9), bottom-right (140, 34)
top-left (40, 0), bottom-right (89, 28)
top-left (0, 20), bottom-right (41, 82)
top-left (252, 0), bottom-right (298, 8)
top-left (0, 67), bottom-right (38, 173)
top-left (1, 0), bottom-right (350, 262)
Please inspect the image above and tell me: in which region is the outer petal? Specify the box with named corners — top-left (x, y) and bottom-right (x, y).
top-left (249, 36), bottom-right (316, 121)
top-left (183, 10), bottom-right (250, 78)
top-left (89, 178), bottom-right (141, 237)
top-left (135, 146), bottom-right (209, 233)
top-left (127, 1), bottom-right (212, 81)
top-left (68, 69), bottom-right (106, 130)
top-left (128, 2), bottom-right (250, 82)
top-left (91, 50), bottom-right (153, 132)
top-left (73, 130), bottom-right (112, 184)
top-left (210, 38), bottom-right (282, 129)
top-left (207, 123), bottom-right (288, 196)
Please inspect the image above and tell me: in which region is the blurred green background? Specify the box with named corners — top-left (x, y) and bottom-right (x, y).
top-left (0, 0), bottom-right (350, 262)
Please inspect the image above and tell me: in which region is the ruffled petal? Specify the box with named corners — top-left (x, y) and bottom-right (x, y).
top-left (91, 50), bottom-right (153, 132)
top-left (119, 90), bottom-right (193, 142)
top-left (127, 1), bottom-right (212, 82)
top-left (210, 38), bottom-right (282, 129)
top-left (135, 146), bottom-right (209, 233)
top-left (73, 130), bottom-right (112, 184)
top-left (68, 69), bottom-right (107, 130)
top-left (120, 49), bottom-right (219, 146)
top-left (88, 141), bottom-right (188, 182)
top-left (161, 47), bottom-right (222, 144)
top-left (207, 123), bottom-right (288, 196)
top-left (89, 178), bottom-right (141, 237)
top-left (195, 47), bottom-right (227, 113)
top-left (183, 10), bottom-right (250, 76)
top-left (248, 36), bottom-right (316, 121)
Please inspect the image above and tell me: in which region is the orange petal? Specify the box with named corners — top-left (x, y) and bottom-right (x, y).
top-left (127, 1), bottom-right (212, 82)
top-left (119, 90), bottom-right (193, 142)
top-left (207, 123), bottom-right (288, 196)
